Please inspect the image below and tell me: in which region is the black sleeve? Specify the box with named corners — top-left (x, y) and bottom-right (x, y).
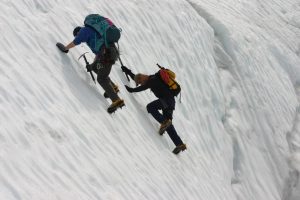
top-left (127, 70), bottom-right (135, 80)
top-left (121, 66), bottom-right (136, 80)
top-left (131, 83), bottom-right (150, 92)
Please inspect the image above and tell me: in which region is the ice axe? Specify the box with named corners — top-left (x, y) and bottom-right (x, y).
top-left (118, 56), bottom-right (130, 81)
top-left (78, 52), bottom-right (96, 84)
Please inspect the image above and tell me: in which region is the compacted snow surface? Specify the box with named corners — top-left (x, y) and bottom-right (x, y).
top-left (0, 0), bottom-right (300, 199)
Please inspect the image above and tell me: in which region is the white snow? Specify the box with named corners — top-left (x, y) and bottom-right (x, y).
top-left (0, 0), bottom-right (300, 199)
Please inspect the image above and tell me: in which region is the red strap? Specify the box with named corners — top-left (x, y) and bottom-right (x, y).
top-left (159, 70), bottom-right (170, 83)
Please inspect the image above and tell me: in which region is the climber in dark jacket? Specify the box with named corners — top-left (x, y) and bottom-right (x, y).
top-left (122, 66), bottom-right (186, 154)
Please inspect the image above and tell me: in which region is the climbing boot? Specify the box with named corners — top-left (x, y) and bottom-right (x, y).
top-left (107, 99), bottom-right (125, 114)
top-left (172, 144), bottom-right (187, 154)
top-left (158, 119), bottom-right (172, 135)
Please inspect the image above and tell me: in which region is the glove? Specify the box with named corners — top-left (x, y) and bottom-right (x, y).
top-left (125, 85), bottom-right (134, 93)
top-left (121, 66), bottom-right (132, 75)
top-left (56, 42), bottom-right (69, 53)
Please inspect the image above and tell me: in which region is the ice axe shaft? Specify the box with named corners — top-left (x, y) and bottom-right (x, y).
top-left (78, 52), bottom-right (96, 84)
top-left (118, 56), bottom-right (130, 81)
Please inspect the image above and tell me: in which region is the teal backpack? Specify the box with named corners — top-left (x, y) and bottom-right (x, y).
top-left (84, 14), bottom-right (121, 50)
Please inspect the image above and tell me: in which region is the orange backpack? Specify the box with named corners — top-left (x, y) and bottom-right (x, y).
top-left (157, 64), bottom-right (181, 97)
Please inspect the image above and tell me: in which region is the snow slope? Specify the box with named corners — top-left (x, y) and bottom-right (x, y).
top-left (0, 0), bottom-right (300, 199)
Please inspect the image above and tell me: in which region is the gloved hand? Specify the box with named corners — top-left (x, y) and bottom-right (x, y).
top-left (121, 66), bottom-right (131, 75)
top-left (125, 85), bottom-right (134, 93)
top-left (56, 42), bottom-right (69, 53)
